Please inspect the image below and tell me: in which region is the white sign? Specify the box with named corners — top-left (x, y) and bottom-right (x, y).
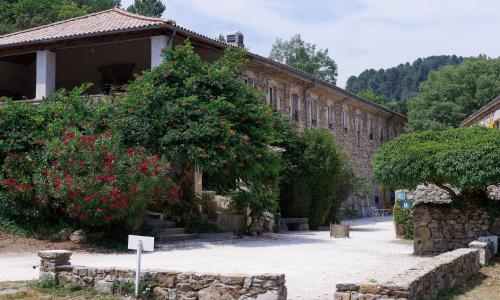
top-left (128, 235), bottom-right (155, 252)
top-left (127, 235), bottom-right (155, 297)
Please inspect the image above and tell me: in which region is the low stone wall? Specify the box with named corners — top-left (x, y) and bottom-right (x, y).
top-left (39, 250), bottom-right (287, 300)
top-left (335, 248), bottom-right (480, 300)
top-left (413, 203), bottom-right (500, 255)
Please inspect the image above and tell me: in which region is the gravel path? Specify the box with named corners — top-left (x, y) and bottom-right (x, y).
top-left (1, 217), bottom-right (426, 299)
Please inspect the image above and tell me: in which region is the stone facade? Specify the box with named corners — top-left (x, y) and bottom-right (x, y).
top-left (413, 203), bottom-right (500, 255)
top-left (334, 248), bottom-right (480, 300)
top-left (39, 250), bottom-right (287, 300)
top-left (241, 62), bottom-right (405, 215)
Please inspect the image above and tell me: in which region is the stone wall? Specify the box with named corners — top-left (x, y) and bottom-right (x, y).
top-left (242, 63), bottom-right (406, 212)
top-left (413, 203), bottom-right (500, 255)
top-left (39, 250), bottom-right (287, 300)
top-left (334, 248), bottom-right (480, 300)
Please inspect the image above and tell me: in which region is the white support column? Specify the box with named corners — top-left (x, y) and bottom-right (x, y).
top-left (150, 35), bottom-right (171, 68)
top-left (36, 50), bottom-right (56, 99)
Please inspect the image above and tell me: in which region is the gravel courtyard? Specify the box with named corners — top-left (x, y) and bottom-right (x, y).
top-left (1, 217), bottom-right (426, 299)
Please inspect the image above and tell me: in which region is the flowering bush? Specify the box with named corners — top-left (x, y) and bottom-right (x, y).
top-left (1, 128), bottom-right (178, 231)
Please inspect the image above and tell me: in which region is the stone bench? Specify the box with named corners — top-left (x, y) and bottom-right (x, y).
top-left (280, 218), bottom-right (309, 231)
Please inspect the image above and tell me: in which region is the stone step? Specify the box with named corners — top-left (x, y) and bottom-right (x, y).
top-left (146, 219), bottom-right (177, 229)
top-left (157, 233), bottom-right (199, 243)
top-left (154, 227), bottom-right (186, 235)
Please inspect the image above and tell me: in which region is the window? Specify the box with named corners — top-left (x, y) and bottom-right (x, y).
top-left (291, 93), bottom-right (299, 122)
top-left (355, 118), bottom-right (361, 147)
top-left (305, 97), bottom-right (310, 126)
top-left (343, 110), bottom-right (349, 134)
top-left (327, 105), bottom-right (334, 129)
top-left (311, 101), bottom-right (318, 127)
top-left (379, 120), bottom-right (384, 143)
top-left (244, 78), bottom-right (254, 87)
top-left (268, 86), bottom-right (278, 110)
top-left (388, 122), bottom-right (393, 140)
top-left (368, 117), bottom-right (373, 141)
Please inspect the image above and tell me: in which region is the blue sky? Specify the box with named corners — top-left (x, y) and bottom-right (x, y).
top-left (122, 0), bottom-right (500, 87)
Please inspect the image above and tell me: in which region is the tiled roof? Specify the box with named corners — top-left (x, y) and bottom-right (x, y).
top-left (0, 8), bottom-right (169, 47)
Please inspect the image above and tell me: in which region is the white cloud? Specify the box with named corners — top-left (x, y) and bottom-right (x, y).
top-left (123, 0), bottom-right (500, 87)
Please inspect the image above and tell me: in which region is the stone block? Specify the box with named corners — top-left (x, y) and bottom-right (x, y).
top-left (156, 273), bottom-right (177, 288)
top-left (38, 250), bottom-right (72, 261)
top-left (359, 283), bottom-right (380, 294)
top-left (220, 275), bottom-right (244, 287)
top-left (94, 280), bottom-right (113, 293)
top-left (197, 285), bottom-right (237, 300)
top-left (469, 240), bottom-right (493, 266)
top-left (336, 283), bottom-right (359, 292)
top-left (478, 235), bottom-right (498, 254)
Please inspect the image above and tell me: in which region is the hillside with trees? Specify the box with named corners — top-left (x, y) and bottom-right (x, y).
top-left (346, 55), bottom-right (464, 103)
top-left (407, 56), bottom-right (500, 131)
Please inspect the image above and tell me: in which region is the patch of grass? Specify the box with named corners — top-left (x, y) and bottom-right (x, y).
top-left (112, 280), bottom-right (135, 296)
top-left (185, 220), bottom-right (226, 234)
top-left (0, 215), bottom-right (35, 237)
top-left (26, 279), bottom-right (118, 299)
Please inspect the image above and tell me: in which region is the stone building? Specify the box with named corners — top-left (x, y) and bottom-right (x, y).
top-left (0, 9), bottom-right (406, 216)
top-left (460, 95), bottom-right (500, 128)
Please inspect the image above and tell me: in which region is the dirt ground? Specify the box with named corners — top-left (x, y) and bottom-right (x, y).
top-left (0, 233), bottom-right (118, 254)
top-left (442, 257), bottom-right (500, 300)
top-left (1, 218), bottom-right (427, 300)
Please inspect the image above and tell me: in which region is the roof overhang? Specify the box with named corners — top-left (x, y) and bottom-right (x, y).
top-left (460, 95), bottom-right (500, 127)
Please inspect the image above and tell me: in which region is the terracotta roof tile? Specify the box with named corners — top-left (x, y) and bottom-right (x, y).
top-left (0, 8), bottom-right (169, 47)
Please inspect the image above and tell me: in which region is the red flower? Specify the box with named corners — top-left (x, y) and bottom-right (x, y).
top-left (130, 185), bottom-right (138, 194)
top-left (38, 139), bottom-right (46, 146)
top-left (54, 179), bottom-right (62, 189)
top-left (138, 163), bottom-right (148, 173)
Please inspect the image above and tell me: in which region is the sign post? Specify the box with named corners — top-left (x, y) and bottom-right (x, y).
top-left (128, 235), bottom-right (154, 297)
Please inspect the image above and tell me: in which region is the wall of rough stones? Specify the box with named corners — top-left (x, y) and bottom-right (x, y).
top-left (413, 203), bottom-right (500, 255)
top-left (334, 248), bottom-right (480, 300)
top-left (39, 250), bottom-right (287, 300)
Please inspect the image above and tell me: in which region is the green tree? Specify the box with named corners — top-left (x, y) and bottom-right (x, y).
top-left (126, 0), bottom-right (165, 18)
top-left (372, 127), bottom-right (500, 202)
top-left (0, 0), bottom-right (120, 34)
top-left (346, 55), bottom-right (464, 102)
top-left (278, 128), bottom-right (344, 228)
top-left (269, 34), bottom-right (338, 85)
top-left (118, 41), bottom-right (281, 217)
top-left (407, 56), bottom-right (500, 131)
top-left (358, 89), bottom-right (384, 105)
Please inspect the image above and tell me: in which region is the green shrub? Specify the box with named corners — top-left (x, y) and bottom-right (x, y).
top-left (393, 200), bottom-right (413, 239)
top-left (373, 127), bottom-right (500, 202)
top-left (278, 128), bottom-right (345, 229)
top-left (1, 128), bottom-right (178, 232)
top-left (118, 41), bottom-right (282, 218)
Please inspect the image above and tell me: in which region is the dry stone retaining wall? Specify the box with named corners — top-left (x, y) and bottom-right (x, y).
top-left (334, 248), bottom-right (480, 300)
top-left (39, 250), bottom-right (287, 300)
top-left (413, 203), bottom-right (500, 255)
